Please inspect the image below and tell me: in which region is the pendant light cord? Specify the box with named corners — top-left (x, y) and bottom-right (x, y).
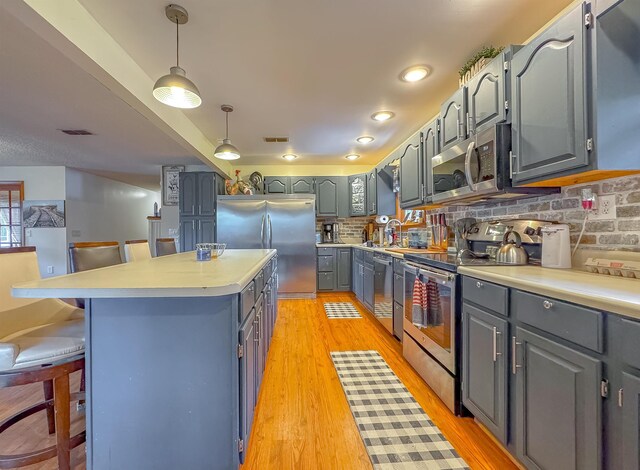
top-left (175, 19), bottom-right (180, 67)
top-left (225, 112), bottom-right (229, 139)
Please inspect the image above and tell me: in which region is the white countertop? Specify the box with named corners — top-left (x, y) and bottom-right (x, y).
top-left (458, 265), bottom-right (640, 320)
top-left (12, 249), bottom-right (276, 299)
top-left (316, 243), bottom-right (406, 258)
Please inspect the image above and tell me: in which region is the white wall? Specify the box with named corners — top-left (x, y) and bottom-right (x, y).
top-left (65, 169), bottom-right (160, 256)
top-left (0, 166), bottom-right (67, 277)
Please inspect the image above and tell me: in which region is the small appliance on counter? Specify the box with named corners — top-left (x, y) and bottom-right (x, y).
top-left (541, 224), bottom-right (572, 269)
top-left (321, 222), bottom-right (341, 244)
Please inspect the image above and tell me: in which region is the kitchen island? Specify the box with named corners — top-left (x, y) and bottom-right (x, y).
top-left (12, 249), bottom-right (278, 470)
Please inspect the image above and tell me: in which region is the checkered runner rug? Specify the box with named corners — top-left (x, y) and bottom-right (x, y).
top-left (331, 350), bottom-right (469, 470)
top-left (324, 302), bottom-right (362, 319)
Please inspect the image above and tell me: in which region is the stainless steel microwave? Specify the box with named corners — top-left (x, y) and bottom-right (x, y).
top-left (431, 123), bottom-right (558, 205)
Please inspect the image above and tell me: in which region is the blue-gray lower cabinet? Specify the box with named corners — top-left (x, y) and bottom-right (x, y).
top-left (238, 261), bottom-right (277, 463)
top-left (514, 326), bottom-right (602, 470)
top-left (622, 372), bottom-right (640, 470)
top-left (363, 264), bottom-right (374, 312)
top-left (353, 258), bottom-right (364, 302)
top-left (239, 307), bottom-right (257, 463)
top-left (317, 247), bottom-right (351, 292)
top-left (462, 303), bottom-right (508, 444)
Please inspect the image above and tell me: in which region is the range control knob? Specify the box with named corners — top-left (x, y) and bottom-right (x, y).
top-left (524, 226), bottom-right (536, 236)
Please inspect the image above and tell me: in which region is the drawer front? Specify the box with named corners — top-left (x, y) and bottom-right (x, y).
top-left (317, 255), bottom-right (334, 272)
top-left (263, 260), bottom-right (272, 280)
top-left (393, 273), bottom-right (404, 305)
top-left (621, 318), bottom-right (640, 370)
top-left (255, 271), bottom-right (265, 294)
top-left (512, 290), bottom-right (603, 353)
top-left (354, 248), bottom-right (364, 262)
top-left (317, 247), bottom-right (334, 256)
top-left (240, 280), bottom-right (256, 323)
top-left (318, 272), bottom-right (335, 291)
top-left (393, 258), bottom-right (404, 274)
top-left (363, 251), bottom-right (374, 266)
top-left (463, 276), bottom-right (509, 317)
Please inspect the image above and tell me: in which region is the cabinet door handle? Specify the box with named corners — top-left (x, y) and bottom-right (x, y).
top-left (476, 281), bottom-right (483, 288)
top-left (492, 327), bottom-right (502, 362)
top-left (511, 336), bottom-right (522, 374)
top-left (618, 388), bottom-right (624, 407)
top-left (254, 317), bottom-right (260, 342)
top-left (456, 118), bottom-right (461, 140)
top-left (191, 205), bottom-right (195, 215)
top-left (543, 300), bottom-right (553, 310)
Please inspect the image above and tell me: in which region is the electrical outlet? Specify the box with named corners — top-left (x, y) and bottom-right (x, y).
top-left (47, 266), bottom-right (54, 274)
top-left (590, 194), bottom-right (616, 220)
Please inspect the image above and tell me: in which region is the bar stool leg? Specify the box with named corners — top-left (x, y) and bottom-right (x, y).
top-left (53, 374), bottom-right (71, 470)
top-left (43, 379), bottom-right (56, 435)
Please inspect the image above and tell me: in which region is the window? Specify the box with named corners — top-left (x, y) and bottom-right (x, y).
top-left (0, 182), bottom-right (24, 248)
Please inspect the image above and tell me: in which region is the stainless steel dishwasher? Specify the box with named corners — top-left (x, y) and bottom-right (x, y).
top-left (373, 252), bottom-right (393, 334)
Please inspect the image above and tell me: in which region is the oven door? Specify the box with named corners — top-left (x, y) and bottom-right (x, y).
top-left (403, 261), bottom-right (457, 373)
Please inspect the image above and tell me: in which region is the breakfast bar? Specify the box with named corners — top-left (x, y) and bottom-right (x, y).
top-left (12, 249), bottom-right (278, 470)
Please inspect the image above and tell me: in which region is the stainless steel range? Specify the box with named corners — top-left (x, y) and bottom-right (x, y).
top-left (401, 218), bottom-right (555, 414)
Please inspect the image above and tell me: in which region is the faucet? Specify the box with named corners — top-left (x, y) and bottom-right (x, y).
top-left (384, 219), bottom-right (402, 247)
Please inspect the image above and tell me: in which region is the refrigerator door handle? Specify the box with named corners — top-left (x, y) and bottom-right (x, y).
top-left (268, 214), bottom-right (273, 249)
top-left (260, 214), bottom-right (265, 249)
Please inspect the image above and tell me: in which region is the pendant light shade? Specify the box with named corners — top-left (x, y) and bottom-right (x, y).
top-left (153, 66), bottom-right (202, 109)
top-left (153, 5), bottom-right (202, 109)
top-left (214, 105), bottom-right (241, 160)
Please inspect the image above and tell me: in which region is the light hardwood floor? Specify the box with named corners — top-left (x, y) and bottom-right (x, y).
top-left (242, 292), bottom-right (517, 470)
top-left (0, 293), bottom-right (515, 469)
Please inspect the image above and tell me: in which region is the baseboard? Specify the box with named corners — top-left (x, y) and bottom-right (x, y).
top-left (474, 420), bottom-right (525, 470)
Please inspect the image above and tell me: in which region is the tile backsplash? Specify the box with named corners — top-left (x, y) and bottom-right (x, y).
top-left (424, 175), bottom-right (640, 251)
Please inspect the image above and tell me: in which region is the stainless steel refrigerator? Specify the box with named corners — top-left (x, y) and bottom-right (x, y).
top-left (216, 195), bottom-right (317, 298)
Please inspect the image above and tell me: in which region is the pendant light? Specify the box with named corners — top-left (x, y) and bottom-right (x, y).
top-left (153, 4), bottom-right (202, 109)
top-left (214, 105), bottom-right (241, 160)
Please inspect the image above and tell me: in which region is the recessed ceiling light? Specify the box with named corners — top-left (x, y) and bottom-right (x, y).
top-left (345, 154), bottom-right (360, 161)
top-left (356, 136), bottom-right (375, 144)
top-left (371, 111), bottom-right (395, 122)
top-left (282, 154), bottom-right (298, 161)
top-left (400, 65), bottom-right (430, 82)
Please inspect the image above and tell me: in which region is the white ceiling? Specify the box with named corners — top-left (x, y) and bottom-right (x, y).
top-left (78, 0), bottom-right (572, 166)
top-left (0, 9), bottom-right (201, 190)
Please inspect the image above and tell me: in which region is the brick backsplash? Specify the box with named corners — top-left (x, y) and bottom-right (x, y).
top-left (423, 174), bottom-right (640, 251)
top-left (316, 217), bottom-right (373, 242)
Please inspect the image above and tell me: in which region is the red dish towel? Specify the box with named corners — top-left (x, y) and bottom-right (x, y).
top-left (412, 277), bottom-right (429, 326)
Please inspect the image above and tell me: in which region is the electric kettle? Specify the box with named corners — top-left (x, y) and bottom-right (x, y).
top-left (496, 230), bottom-right (529, 265)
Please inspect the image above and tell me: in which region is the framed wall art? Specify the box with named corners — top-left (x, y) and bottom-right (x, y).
top-left (162, 165), bottom-right (185, 206)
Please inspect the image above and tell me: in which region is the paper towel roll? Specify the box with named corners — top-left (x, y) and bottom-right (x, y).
top-left (375, 215), bottom-right (389, 225)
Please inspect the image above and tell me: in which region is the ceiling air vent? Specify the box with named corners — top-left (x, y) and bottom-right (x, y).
top-left (59, 129), bottom-right (94, 135)
top-left (263, 137), bottom-right (289, 143)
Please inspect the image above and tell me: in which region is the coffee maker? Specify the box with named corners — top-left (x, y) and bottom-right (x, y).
top-left (322, 223), bottom-right (340, 244)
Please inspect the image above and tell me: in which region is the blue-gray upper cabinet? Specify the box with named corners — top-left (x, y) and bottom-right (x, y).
top-left (510, 2), bottom-right (591, 184)
top-left (264, 177), bottom-right (290, 194)
top-left (197, 173), bottom-right (216, 216)
top-left (399, 133), bottom-right (424, 209)
top-left (348, 174), bottom-right (367, 217)
top-left (367, 170), bottom-right (377, 215)
top-left (467, 52), bottom-right (507, 134)
top-left (440, 87), bottom-right (468, 151)
top-left (316, 177), bottom-right (348, 217)
top-left (421, 118), bottom-right (440, 203)
top-left (290, 177), bottom-right (315, 194)
top-left (462, 303), bottom-right (508, 444)
top-left (514, 326), bottom-right (602, 470)
top-left (179, 172), bottom-right (197, 216)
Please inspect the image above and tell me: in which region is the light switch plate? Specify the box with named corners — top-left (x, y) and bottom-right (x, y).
top-left (590, 194), bottom-right (616, 220)
top-left (47, 266), bottom-right (54, 274)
